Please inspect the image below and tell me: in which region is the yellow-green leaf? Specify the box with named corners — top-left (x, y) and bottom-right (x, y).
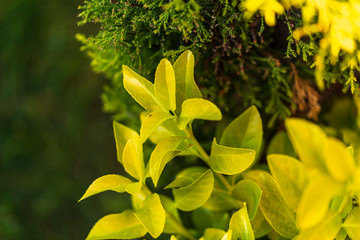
top-left (222, 230), bottom-right (232, 240)
top-left (343, 207), bottom-right (360, 240)
top-left (125, 181), bottom-right (142, 195)
top-left (201, 228), bottom-right (226, 240)
top-left (113, 121), bottom-right (140, 164)
top-left (296, 212), bottom-right (342, 240)
top-left (155, 59), bottom-right (176, 112)
top-left (210, 139), bottom-right (256, 175)
top-left (86, 210), bottom-right (147, 240)
top-left (203, 191), bottom-right (242, 211)
top-left (150, 137), bottom-right (190, 187)
top-left (173, 50), bottom-right (202, 112)
top-left (257, 172), bottom-right (298, 239)
top-left (220, 106), bottom-right (262, 154)
top-left (324, 137), bottom-right (355, 182)
top-left (251, 208), bottom-right (272, 238)
top-left (297, 175), bottom-right (344, 230)
top-left (285, 118), bottom-right (328, 172)
top-left (123, 139), bottom-right (144, 181)
top-left (123, 65), bottom-right (163, 112)
top-left (173, 169), bottom-right (214, 211)
top-left (170, 235), bottom-right (177, 240)
top-left (178, 99), bottom-right (222, 130)
top-left (140, 111), bottom-right (174, 143)
top-left (267, 154), bottom-right (308, 211)
top-left (229, 204), bottom-right (255, 240)
top-left (134, 193), bottom-right (165, 238)
top-left (140, 112), bottom-right (186, 144)
top-left (232, 179), bottom-right (262, 220)
top-left (79, 174), bottom-right (132, 202)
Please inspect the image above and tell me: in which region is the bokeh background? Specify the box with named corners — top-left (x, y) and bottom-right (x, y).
top-left (0, 0), bottom-right (131, 238)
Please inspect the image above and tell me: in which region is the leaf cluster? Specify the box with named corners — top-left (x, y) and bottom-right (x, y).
top-left (79, 52), bottom-right (360, 240)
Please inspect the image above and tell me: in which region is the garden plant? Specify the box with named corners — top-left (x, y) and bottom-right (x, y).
top-left (77, 0), bottom-right (360, 239)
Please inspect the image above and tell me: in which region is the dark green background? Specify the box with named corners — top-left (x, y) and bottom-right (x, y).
top-left (0, 0), bottom-right (131, 238)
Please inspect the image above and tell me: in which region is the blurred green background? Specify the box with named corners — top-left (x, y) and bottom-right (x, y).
top-left (0, 0), bottom-right (131, 239)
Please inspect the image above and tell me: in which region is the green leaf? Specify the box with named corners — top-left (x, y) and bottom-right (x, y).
top-left (324, 137), bottom-right (355, 182)
top-left (86, 210), bottom-right (147, 240)
top-left (155, 59), bottom-right (176, 112)
top-left (123, 65), bottom-right (163, 112)
top-left (140, 111), bottom-right (174, 143)
top-left (159, 195), bottom-right (183, 234)
top-left (267, 131), bottom-right (296, 157)
top-left (232, 179), bottom-right (262, 220)
top-left (125, 181), bottom-right (142, 195)
top-left (166, 167), bottom-right (208, 189)
top-left (257, 172), bottom-right (298, 239)
top-left (150, 137), bottom-right (191, 187)
top-left (113, 121), bottom-right (140, 164)
top-left (178, 98), bottom-right (222, 130)
top-left (297, 175), bottom-right (344, 230)
top-left (335, 228), bottom-right (347, 240)
top-left (123, 139), bottom-right (144, 181)
top-left (209, 139), bottom-right (256, 175)
top-left (173, 50), bottom-right (202, 112)
top-left (229, 204), bottom-right (255, 240)
top-left (343, 207), bottom-right (360, 240)
top-left (134, 193), bottom-right (165, 238)
top-left (201, 228), bottom-right (226, 240)
top-left (79, 174), bottom-right (132, 202)
top-left (285, 118), bottom-right (327, 172)
top-left (173, 169), bottom-right (214, 211)
top-left (296, 212), bottom-right (342, 240)
top-left (220, 106), bottom-right (262, 154)
top-left (192, 208), bottom-right (229, 232)
top-left (251, 208), bottom-right (272, 238)
top-left (267, 154), bottom-right (308, 211)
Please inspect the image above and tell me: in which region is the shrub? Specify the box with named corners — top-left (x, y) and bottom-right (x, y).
top-left (79, 52), bottom-right (360, 240)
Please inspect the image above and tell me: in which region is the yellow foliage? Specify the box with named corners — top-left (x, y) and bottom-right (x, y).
top-left (242, 0), bottom-right (360, 91)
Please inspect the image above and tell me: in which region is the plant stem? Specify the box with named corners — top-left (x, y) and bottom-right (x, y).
top-left (185, 128), bottom-right (232, 191)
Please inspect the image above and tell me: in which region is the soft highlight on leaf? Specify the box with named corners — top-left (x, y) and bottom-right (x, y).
top-left (324, 137), bottom-right (355, 182)
top-left (79, 174), bottom-right (132, 202)
top-left (123, 65), bottom-right (163, 112)
top-left (123, 139), bottom-right (144, 181)
top-left (155, 58), bottom-right (176, 112)
top-left (296, 174), bottom-right (343, 230)
top-left (178, 98), bottom-right (222, 130)
top-left (134, 193), bottom-right (166, 238)
top-left (173, 50), bottom-right (202, 112)
top-left (210, 139), bottom-right (256, 175)
top-left (296, 212), bottom-right (342, 240)
top-left (86, 210), bottom-right (147, 240)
